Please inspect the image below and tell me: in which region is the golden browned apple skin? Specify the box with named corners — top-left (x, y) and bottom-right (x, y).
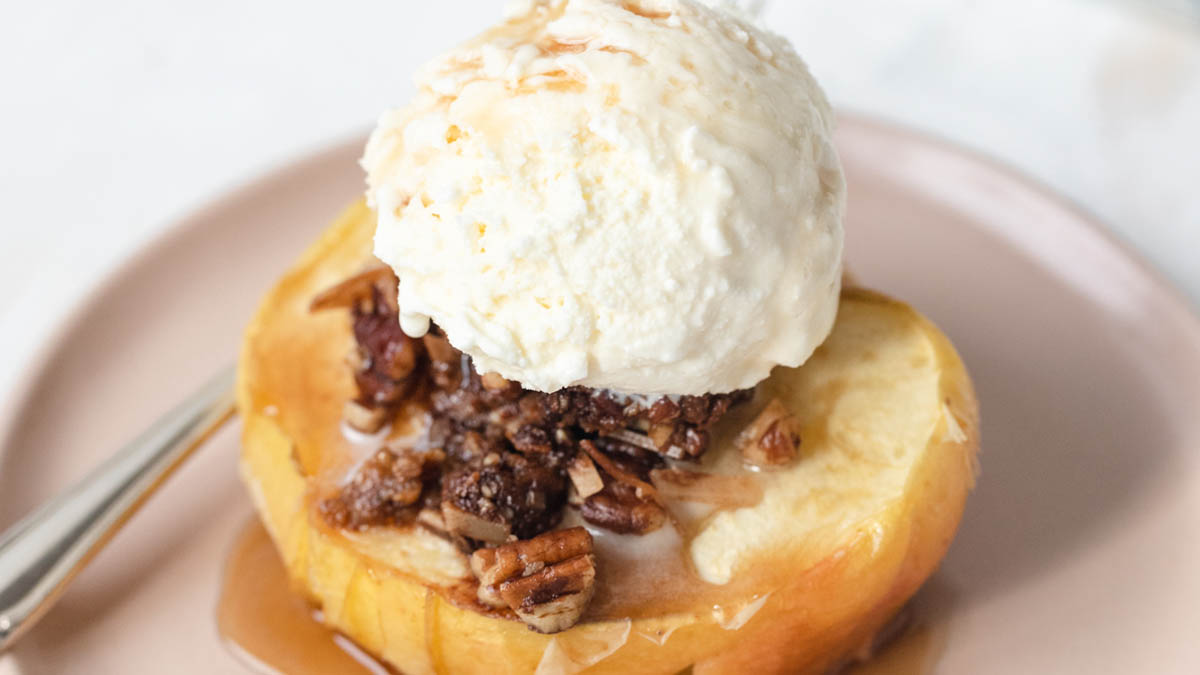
top-left (237, 200), bottom-right (979, 675)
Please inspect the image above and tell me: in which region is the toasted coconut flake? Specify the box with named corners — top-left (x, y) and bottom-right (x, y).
top-left (416, 507), bottom-right (447, 534)
top-left (566, 454), bottom-right (605, 500)
top-left (580, 441), bottom-right (659, 501)
top-left (647, 424), bottom-right (674, 450)
top-left (605, 429), bottom-right (659, 453)
top-left (441, 502), bottom-right (511, 545)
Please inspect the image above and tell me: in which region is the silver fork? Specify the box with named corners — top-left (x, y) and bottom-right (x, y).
top-left (0, 367), bottom-right (236, 651)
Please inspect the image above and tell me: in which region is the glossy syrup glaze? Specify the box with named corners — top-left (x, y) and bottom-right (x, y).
top-left (218, 517), bottom-right (940, 674)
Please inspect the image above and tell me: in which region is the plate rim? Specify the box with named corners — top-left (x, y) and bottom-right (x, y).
top-left (2, 113), bottom-right (1199, 461)
top-left (0, 136), bottom-right (363, 452)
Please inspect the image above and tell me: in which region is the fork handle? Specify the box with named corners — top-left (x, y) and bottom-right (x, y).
top-left (0, 367), bottom-right (236, 651)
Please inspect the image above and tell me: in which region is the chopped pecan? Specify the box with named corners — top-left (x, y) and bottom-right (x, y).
top-left (509, 425), bottom-right (553, 455)
top-left (441, 451), bottom-right (567, 544)
top-left (640, 422), bottom-right (707, 460)
top-left (647, 397), bottom-right (681, 424)
top-left (469, 528), bottom-right (596, 633)
top-left (562, 391), bottom-right (628, 434)
top-left (346, 280), bottom-right (422, 412)
top-left (683, 394), bottom-right (736, 426)
top-left (315, 270), bottom-right (758, 544)
top-left (737, 399), bottom-right (803, 468)
top-left (319, 448), bottom-right (443, 530)
top-left (314, 265), bottom-right (417, 432)
top-left (442, 431), bottom-right (505, 465)
top-left (354, 301), bottom-right (419, 382)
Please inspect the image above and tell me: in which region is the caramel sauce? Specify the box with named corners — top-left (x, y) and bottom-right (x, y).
top-left (217, 519), bottom-right (390, 675)
top-left (216, 518), bottom-right (941, 675)
top-left (215, 515), bottom-right (759, 673)
top-left (576, 517), bottom-right (700, 620)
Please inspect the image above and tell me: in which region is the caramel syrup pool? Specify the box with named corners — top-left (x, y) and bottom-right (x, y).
top-left (217, 519), bottom-right (390, 674)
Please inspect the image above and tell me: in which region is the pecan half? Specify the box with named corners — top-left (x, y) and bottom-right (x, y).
top-left (581, 481), bottom-right (666, 535)
top-left (470, 528), bottom-right (596, 633)
top-left (502, 555), bottom-right (596, 633)
top-left (578, 440), bottom-right (666, 535)
top-left (471, 527), bottom-right (592, 586)
top-left (737, 399), bottom-right (803, 468)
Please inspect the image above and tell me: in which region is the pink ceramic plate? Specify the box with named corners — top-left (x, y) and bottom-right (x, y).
top-left (1, 116), bottom-right (1198, 674)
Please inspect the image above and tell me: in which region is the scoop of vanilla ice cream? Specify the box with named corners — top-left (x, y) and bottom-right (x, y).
top-left (363, 0), bottom-right (845, 396)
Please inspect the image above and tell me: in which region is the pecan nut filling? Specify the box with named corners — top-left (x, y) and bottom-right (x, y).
top-left (313, 267), bottom-right (762, 631)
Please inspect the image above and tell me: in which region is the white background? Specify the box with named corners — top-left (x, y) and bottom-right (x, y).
top-left (0, 0), bottom-right (1198, 402)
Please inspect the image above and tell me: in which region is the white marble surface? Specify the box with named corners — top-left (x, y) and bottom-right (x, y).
top-left (0, 0), bottom-right (1198, 402)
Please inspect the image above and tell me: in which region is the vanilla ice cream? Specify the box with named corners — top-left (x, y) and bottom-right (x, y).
top-left (363, 0), bottom-right (845, 396)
